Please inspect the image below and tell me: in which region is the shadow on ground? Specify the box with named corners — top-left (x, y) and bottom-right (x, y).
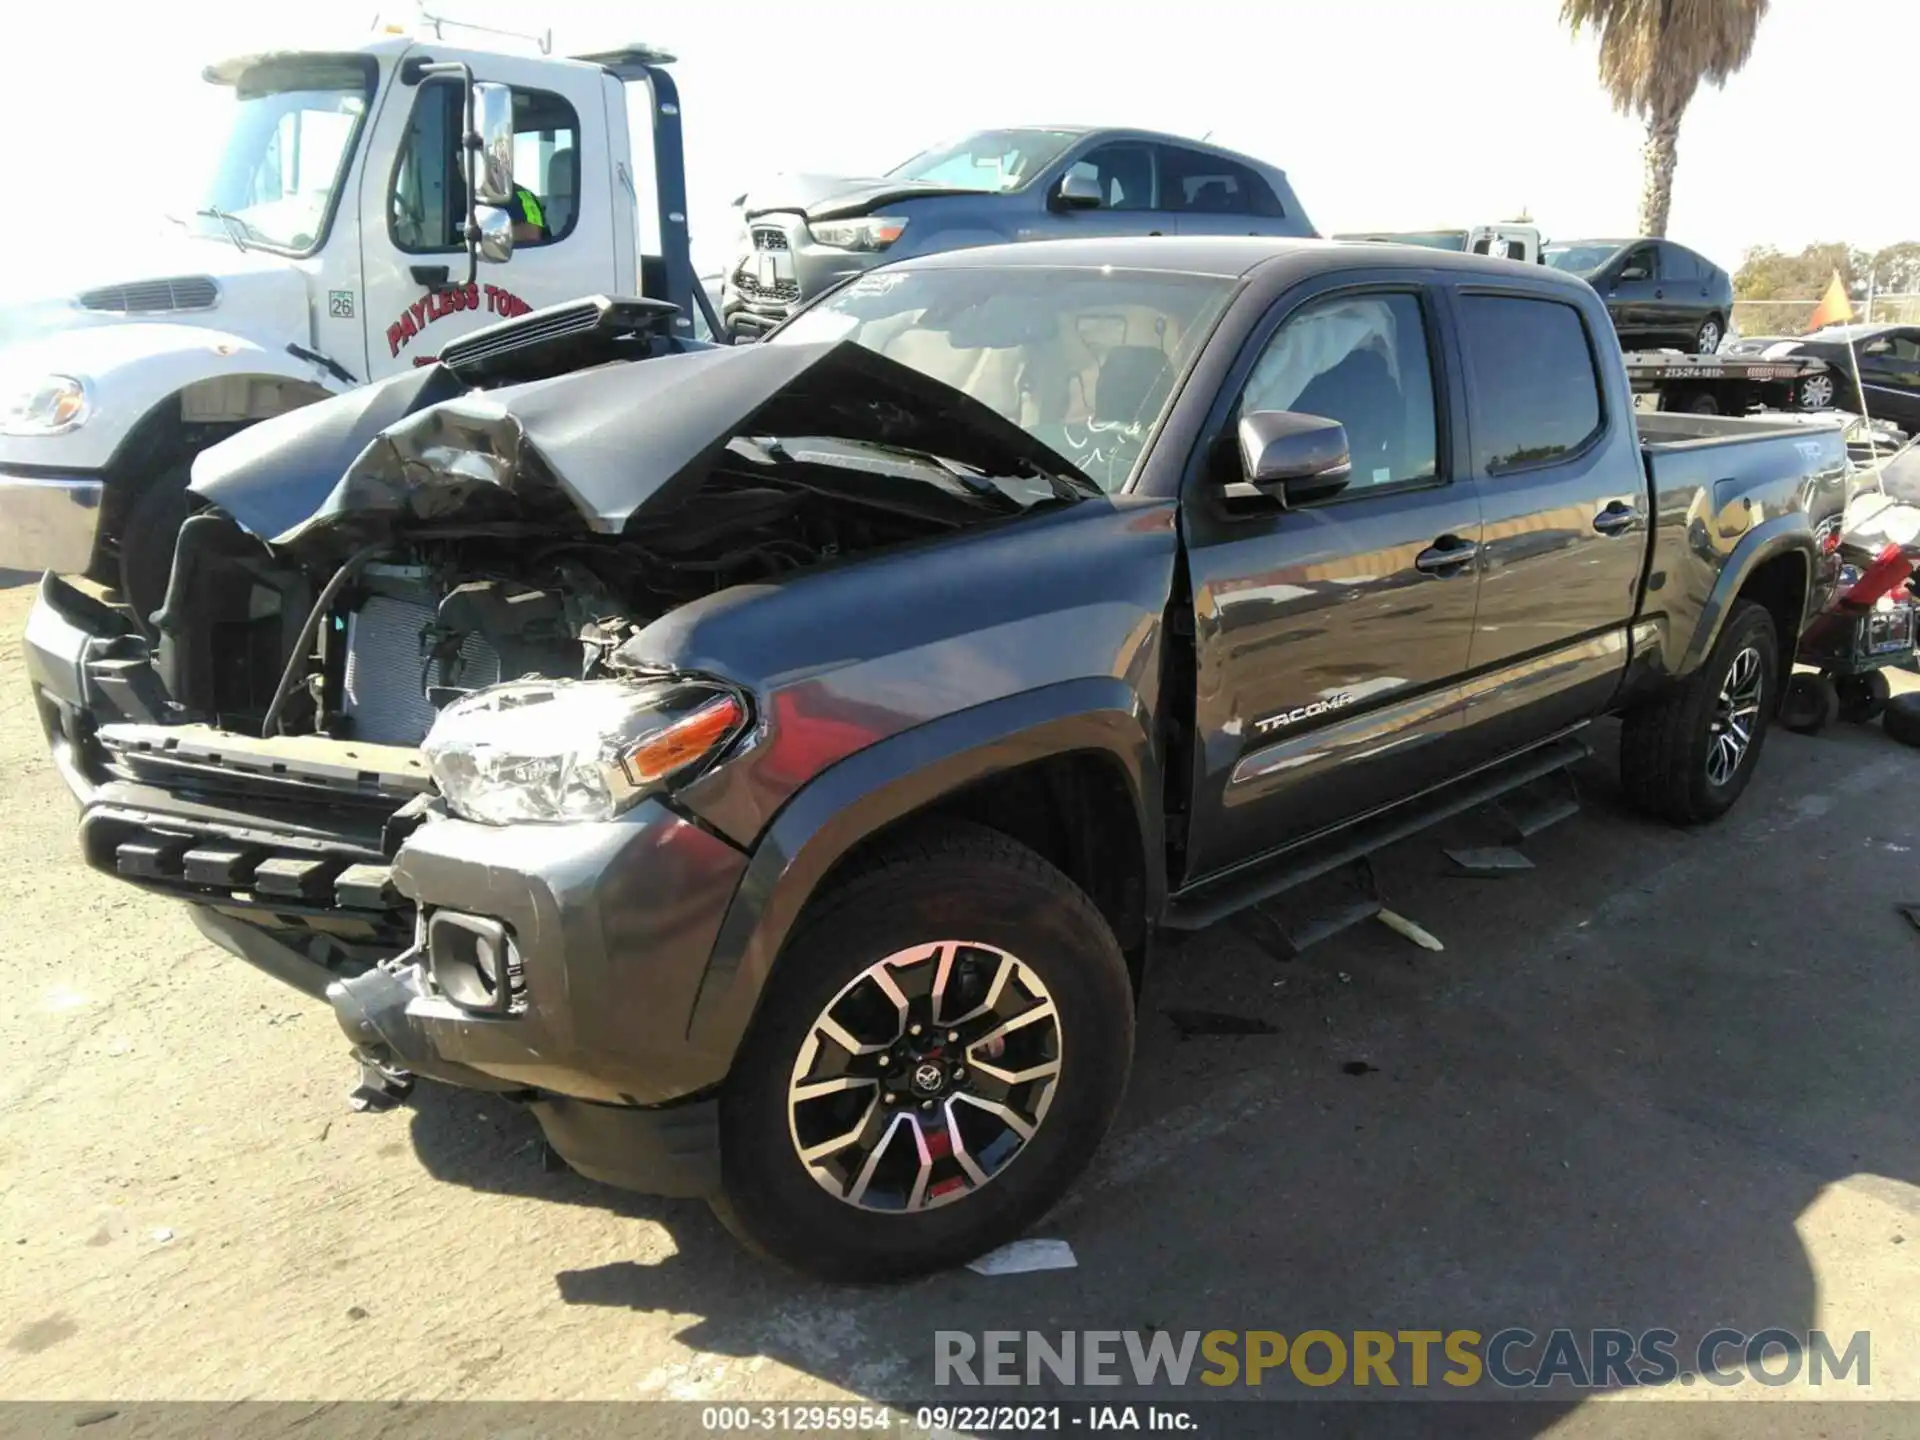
top-left (401, 721), bottom-right (1920, 1426)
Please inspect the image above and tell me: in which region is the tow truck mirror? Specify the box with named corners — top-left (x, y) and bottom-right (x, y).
top-left (470, 83), bottom-right (517, 208)
top-left (1053, 171), bottom-right (1104, 211)
top-left (474, 205), bottom-right (514, 265)
top-left (1237, 410), bottom-right (1352, 506)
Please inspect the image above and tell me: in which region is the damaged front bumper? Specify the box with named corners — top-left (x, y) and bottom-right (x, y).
top-left (25, 572), bottom-right (745, 1198)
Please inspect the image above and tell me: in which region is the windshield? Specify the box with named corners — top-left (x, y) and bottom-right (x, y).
top-left (1542, 243), bottom-right (1623, 275)
top-left (886, 129), bottom-right (1081, 194)
top-left (191, 58), bottom-right (374, 255)
top-left (771, 265), bottom-right (1237, 491)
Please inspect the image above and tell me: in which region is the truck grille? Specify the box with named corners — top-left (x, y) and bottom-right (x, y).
top-left (77, 276), bottom-right (219, 314)
top-left (729, 271), bottom-right (801, 305)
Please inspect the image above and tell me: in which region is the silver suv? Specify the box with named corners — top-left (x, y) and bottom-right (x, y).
top-left (720, 126), bottom-right (1315, 339)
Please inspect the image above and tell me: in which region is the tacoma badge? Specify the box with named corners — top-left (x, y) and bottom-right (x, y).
top-left (1253, 693), bottom-right (1355, 735)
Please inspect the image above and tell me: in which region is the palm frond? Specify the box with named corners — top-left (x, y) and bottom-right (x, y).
top-left (1561, 0), bottom-right (1770, 119)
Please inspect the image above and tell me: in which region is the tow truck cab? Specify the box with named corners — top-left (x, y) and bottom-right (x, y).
top-left (0, 19), bottom-right (720, 619)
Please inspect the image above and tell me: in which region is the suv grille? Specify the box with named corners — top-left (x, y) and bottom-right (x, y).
top-left (730, 271), bottom-right (801, 304)
top-left (752, 228), bottom-right (790, 252)
top-left (77, 276), bottom-right (220, 314)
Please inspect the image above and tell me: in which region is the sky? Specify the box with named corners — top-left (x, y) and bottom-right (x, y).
top-left (1, 0), bottom-right (1914, 288)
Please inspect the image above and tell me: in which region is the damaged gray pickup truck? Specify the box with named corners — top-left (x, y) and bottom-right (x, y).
top-left (25, 238), bottom-right (1849, 1280)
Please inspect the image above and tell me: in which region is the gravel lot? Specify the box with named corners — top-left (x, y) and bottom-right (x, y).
top-left (3, 573), bottom-right (1918, 1431)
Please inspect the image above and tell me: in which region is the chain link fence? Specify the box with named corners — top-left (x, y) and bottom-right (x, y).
top-left (1733, 294), bottom-right (1920, 339)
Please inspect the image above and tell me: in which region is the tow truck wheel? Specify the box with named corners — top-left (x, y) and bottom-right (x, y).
top-left (1833, 670), bottom-right (1891, 725)
top-left (711, 822), bottom-right (1134, 1282)
top-left (1881, 692), bottom-right (1920, 748)
top-left (1780, 673), bottom-right (1840, 734)
top-left (118, 461), bottom-right (191, 633)
top-left (1619, 600), bottom-right (1778, 824)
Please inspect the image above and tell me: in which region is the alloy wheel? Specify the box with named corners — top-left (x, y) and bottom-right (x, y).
top-left (1706, 644), bottom-right (1765, 787)
top-left (786, 941), bottom-right (1062, 1213)
top-left (1697, 318), bottom-right (1722, 354)
top-left (1801, 373), bottom-right (1836, 410)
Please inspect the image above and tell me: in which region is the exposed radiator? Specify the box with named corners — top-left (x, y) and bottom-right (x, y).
top-left (342, 595), bottom-right (501, 746)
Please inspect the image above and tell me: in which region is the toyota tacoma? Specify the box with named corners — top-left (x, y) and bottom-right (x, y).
top-left (23, 239), bottom-right (1848, 1281)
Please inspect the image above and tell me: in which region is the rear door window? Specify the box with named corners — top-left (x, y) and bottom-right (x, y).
top-left (1158, 146), bottom-right (1287, 218)
top-left (1660, 244), bottom-right (1701, 281)
top-left (1454, 294), bottom-right (1605, 473)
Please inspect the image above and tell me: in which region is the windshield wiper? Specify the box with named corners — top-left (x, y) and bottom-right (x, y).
top-left (196, 207), bottom-right (252, 253)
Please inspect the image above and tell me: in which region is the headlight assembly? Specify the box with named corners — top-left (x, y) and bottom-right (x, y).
top-left (421, 677), bottom-right (748, 825)
top-left (1, 374), bottom-right (90, 435)
top-left (807, 216), bottom-right (908, 252)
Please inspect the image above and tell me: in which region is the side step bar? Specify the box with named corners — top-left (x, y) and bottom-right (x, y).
top-left (1164, 731), bottom-right (1593, 933)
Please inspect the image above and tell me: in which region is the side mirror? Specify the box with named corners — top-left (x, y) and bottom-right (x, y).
top-left (470, 82), bottom-right (516, 208)
top-left (1236, 410), bottom-right (1351, 506)
top-left (475, 205), bottom-right (514, 264)
top-left (1052, 171), bottom-right (1103, 211)
top-left (1617, 264), bottom-right (1649, 283)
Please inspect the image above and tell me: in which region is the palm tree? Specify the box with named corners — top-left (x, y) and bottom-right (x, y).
top-left (1561, 0), bottom-right (1770, 237)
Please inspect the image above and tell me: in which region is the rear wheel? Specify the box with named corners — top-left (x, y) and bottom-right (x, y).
top-left (1694, 315), bottom-right (1724, 355)
top-left (711, 823), bottom-right (1135, 1282)
top-left (1619, 600), bottom-right (1778, 824)
top-left (1798, 370), bottom-right (1838, 411)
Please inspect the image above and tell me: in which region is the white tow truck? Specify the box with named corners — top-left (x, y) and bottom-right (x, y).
top-left (0, 15), bottom-right (722, 621)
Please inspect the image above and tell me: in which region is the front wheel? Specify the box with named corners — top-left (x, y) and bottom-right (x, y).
top-left (1619, 600), bottom-right (1778, 824)
top-left (711, 823), bottom-right (1135, 1282)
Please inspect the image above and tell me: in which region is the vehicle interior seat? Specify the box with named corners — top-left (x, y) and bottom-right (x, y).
top-left (1188, 180), bottom-right (1235, 213)
top-left (1094, 345), bottom-right (1175, 429)
top-left (1291, 347), bottom-right (1406, 484)
top-left (544, 146), bottom-right (578, 237)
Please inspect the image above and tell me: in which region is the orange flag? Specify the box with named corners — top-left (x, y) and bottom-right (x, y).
top-left (1806, 270), bottom-right (1855, 331)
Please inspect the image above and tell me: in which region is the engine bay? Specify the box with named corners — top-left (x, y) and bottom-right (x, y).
top-left (145, 462), bottom-right (969, 747)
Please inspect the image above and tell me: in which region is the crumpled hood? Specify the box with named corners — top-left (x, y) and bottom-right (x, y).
top-left (740, 172), bottom-right (985, 223)
top-left (0, 231), bottom-right (310, 350)
top-left (194, 339), bottom-right (1085, 555)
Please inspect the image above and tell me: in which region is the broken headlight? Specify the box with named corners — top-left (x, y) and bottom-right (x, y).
top-left (421, 678), bottom-right (748, 825)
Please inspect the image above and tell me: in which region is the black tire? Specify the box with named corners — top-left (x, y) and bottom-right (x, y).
top-left (1883, 692), bottom-right (1920, 748)
top-left (1780, 673), bottom-right (1840, 734)
top-left (710, 822), bottom-right (1135, 1282)
top-left (1619, 600), bottom-right (1779, 824)
top-left (1684, 392), bottom-right (1721, 416)
top-left (1693, 315), bottom-right (1724, 355)
top-left (1834, 670), bottom-right (1891, 725)
top-left (118, 461), bottom-right (192, 633)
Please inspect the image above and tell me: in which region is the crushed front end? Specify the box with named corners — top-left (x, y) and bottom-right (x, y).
top-left (25, 562), bottom-right (749, 1195)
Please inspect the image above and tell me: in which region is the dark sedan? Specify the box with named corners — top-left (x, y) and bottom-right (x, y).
top-left (1773, 325), bottom-right (1920, 435)
top-left (1543, 238), bottom-right (1733, 354)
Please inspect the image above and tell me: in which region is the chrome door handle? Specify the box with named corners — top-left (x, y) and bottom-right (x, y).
top-left (1592, 502), bottom-right (1639, 535)
top-left (1414, 538), bottom-right (1478, 575)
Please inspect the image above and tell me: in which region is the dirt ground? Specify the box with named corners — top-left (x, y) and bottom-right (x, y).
top-left (4, 573), bottom-right (1919, 1432)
